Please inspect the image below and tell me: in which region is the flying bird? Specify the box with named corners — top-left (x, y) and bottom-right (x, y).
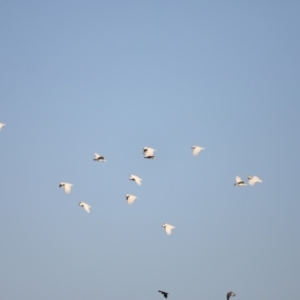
top-left (158, 291), bottom-right (168, 298)
top-left (248, 175), bottom-right (262, 186)
top-left (162, 223), bottom-right (175, 235)
top-left (78, 202), bottom-right (91, 213)
top-left (125, 194), bottom-right (138, 205)
top-left (143, 147), bottom-right (156, 159)
top-left (59, 182), bottom-right (73, 193)
top-left (234, 176), bottom-right (247, 186)
top-left (191, 145), bottom-right (204, 156)
top-left (94, 153), bottom-right (106, 162)
top-left (227, 291), bottom-right (236, 300)
top-left (0, 123), bottom-right (6, 131)
top-left (129, 175), bottom-right (142, 186)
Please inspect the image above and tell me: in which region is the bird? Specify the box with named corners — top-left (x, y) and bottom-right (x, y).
top-left (158, 291), bottom-right (168, 298)
top-left (191, 145), bottom-right (204, 156)
top-left (59, 182), bottom-right (73, 193)
top-left (78, 202), bottom-right (91, 213)
top-left (248, 175), bottom-right (262, 186)
top-left (129, 175), bottom-right (142, 185)
top-left (125, 194), bottom-right (138, 205)
top-left (234, 176), bottom-right (247, 186)
top-left (227, 291), bottom-right (236, 300)
top-left (143, 147), bottom-right (156, 159)
top-left (94, 153), bottom-right (106, 162)
top-left (162, 223), bottom-right (175, 235)
top-left (0, 123), bottom-right (6, 131)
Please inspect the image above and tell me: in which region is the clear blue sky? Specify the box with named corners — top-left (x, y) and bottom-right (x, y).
top-left (1, 1), bottom-right (300, 299)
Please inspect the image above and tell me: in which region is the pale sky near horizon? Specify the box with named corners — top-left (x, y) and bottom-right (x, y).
top-left (1, 1), bottom-right (300, 300)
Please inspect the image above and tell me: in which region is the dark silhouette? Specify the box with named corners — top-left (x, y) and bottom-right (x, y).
top-left (158, 290), bottom-right (168, 298)
top-left (227, 291), bottom-right (236, 300)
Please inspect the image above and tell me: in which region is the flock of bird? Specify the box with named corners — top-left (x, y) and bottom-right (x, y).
top-left (1, 124), bottom-right (263, 299)
top-left (159, 290), bottom-right (236, 300)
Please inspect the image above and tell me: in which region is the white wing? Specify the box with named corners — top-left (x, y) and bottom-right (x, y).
top-left (165, 224), bottom-right (175, 235)
top-left (248, 176), bottom-right (262, 186)
top-left (94, 153), bottom-right (100, 159)
top-left (145, 148), bottom-right (155, 156)
top-left (80, 202), bottom-right (91, 213)
top-left (235, 176), bottom-right (242, 183)
top-left (64, 183), bottom-right (72, 193)
top-left (83, 204), bottom-right (91, 213)
top-left (192, 146), bottom-right (204, 156)
top-left (0, 123), bottom-right (5, 131)
top-left (126, 194), bottom-right (137, 205)
top-left (135, 177), bottom-right (142, 185)
top-left (130, 175), bottom-right (142, 185)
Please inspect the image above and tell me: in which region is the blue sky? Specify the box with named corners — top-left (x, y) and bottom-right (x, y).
top-left (1, 1), bottom-right (300, 299)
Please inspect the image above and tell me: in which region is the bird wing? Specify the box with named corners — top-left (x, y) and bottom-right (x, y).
top-left (64, 184), bottom-right (72, 193)
top-left (165, 225), bottom-right (174, 235)
top-left (158, 291), bottom-right (167, 297)
top-left (166, 228), bottom-right (172, 235)
top-left (249, 176), bottom-right (262, 186)
top-left (193, 146), bottom-right (203, 156)
top-left (145, 148), bottom-right (155, 156)
top-left (235, 176), bottom-right (242, 183)
top-left (127, 195), bottom-right (136, 205)
top-left (94, 153), bottom-right (100, 159)
top-left (248, 177), bottom-right (255, 186)
top-left (83, 203), bottom-right (91, 213)
top-left (135, 177), bottom-right (142, 185)
top-left (193, 146), bottom-right (200, 156)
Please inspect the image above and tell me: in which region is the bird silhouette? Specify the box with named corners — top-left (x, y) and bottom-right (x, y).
top-left (158, 290), bottom-right (168, 298)
top-left (227, 291), bottom-right (236, 300)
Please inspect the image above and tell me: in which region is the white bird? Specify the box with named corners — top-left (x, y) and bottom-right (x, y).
top-left (227, 291), bottom-right (236, 300)
top-left (191, 145), bottom-right (204, 156)
top-left (129, 175), bottom-right (142, 186)
top-left (125, 194), bottom-right (138, 205)
top-left (248, 175), bottom-right (262, 186)
top-left (59, 182), bottom-right (73, 193)
top-left (143, 147), bottom-right (156, 159)
top-left (0, 123), bottom-right (6, 131)
top-left (78, 202), bottom-right (91, 213)
top-left (234, 176), bottom-right (247, 186)
top-left (94, 153), bottom-right (106, 162)
top-left (162, 223), bottom-right (175, 235)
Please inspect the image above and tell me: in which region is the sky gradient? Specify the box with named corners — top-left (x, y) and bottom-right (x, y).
top-left (1, 1), bottom-right (300, 300)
